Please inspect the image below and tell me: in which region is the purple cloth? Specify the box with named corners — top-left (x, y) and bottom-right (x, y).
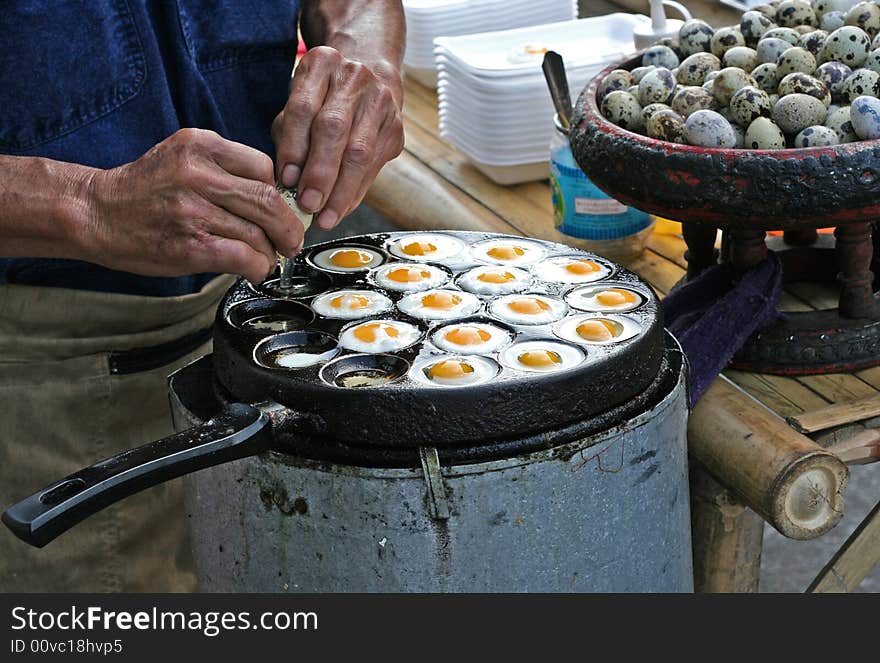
top-left (662, 253), bottom-right (783, 406)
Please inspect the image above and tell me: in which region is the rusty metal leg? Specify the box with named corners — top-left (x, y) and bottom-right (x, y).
top-left (730, 229), bottom-right (768, 273)
top-left (835, 222), bottom-right (876, 319)
top-left (690, 464), bottom-right (764, 593)
top-left (682, 222), bottom-right (718, 280)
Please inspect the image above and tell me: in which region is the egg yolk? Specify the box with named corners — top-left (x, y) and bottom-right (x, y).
top-left (507, 297), bottom-right (550, 315)
top-left (330, 249), bottom-right (373, 268)
top-left (427, 359), bottom-right (474, 380)
top-left (518, 350), bottom-right (562, 368)
top-left (330, 294), bottom-right (370, 310)
top-left (387, 267), bottom-right (431, 283)
top-left (477, 270), bottom-right (516, 284)
top-left (576, 319), bottom-right (619, 342)
top-left (444, 326), bottom-right (491, 346)
top-left (354, 322), bottom-right (399, 343)
top-left (566, 259), bottom-right (601, 276)
top-left (422, 292), bottom-right (461, 310)
top-left (401, 241), bottom-right (437, 256)
top-left (487, 245), bottom-right (526, 260)
top-left (596, 289), bottom-right (638, 307)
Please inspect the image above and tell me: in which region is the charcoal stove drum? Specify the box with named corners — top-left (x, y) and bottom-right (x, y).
top-left (3, 232), bottom-right (692, 592)
top-left (572, 54), bottom-right (880, 375)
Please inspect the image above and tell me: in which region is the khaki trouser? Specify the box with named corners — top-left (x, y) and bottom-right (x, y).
top-left (0, 275), bottom-right (235, 592)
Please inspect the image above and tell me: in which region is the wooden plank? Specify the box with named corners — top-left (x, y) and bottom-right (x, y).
top-left (797, 373), bottom-right (880, 403)
top-left (724, 370), bottom-right (830, 417)
top-left (808, 500), bottom-right (880, 592)
top-left (787, 395), bottom-right (880, 434)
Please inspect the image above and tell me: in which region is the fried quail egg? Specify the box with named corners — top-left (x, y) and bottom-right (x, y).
top-left (489, 294), bottom-right (567, 325)
top-left (413, 355), bottom-right (498, 387)
top-left (471, 239), bottom-right (545, 266)
top-left (398, 289), bottom-right (481, 320)
top-left (338, 320), bottom-right (421, 353)
top-left (531, 256), bottom-right (611, 284)
top-left (457, 266), bottom-right (532, 294)
top-left (555, 315), bottom-right (642, 345)
top-left (566, 286), bottom-right (645, 312)
top-left (499, 341), bottom-right (584, 373)
top-left (387, 234), bottom-right (464, 262)
top-left (311, 246), bottom-right (384, 273)
top-left (371, 263), bottom-right (448, 292)
top-left (431, 322), bottom-right (510, 354)
top-left (311, 289), bottom-right (392, 320)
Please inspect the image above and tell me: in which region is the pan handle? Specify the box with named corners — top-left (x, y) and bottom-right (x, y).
top-left (2, 403), bottom-right (272, 548)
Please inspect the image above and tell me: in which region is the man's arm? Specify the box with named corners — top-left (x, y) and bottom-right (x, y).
top-left (273, 0), bottom-right (405, 230)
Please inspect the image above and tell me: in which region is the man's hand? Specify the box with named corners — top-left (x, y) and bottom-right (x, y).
top-left (272, 45), bottom-right (404, 230)
top-left (85, 128), bottom-right (304, 283)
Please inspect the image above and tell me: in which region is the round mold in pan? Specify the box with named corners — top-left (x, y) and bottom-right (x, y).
top-left (227, 299), bottom-right (315, 335)
top-left (211, 230), bottom-right (665, 447)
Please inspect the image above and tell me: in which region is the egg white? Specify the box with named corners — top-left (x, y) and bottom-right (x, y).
top-left (310, 246), bottom-right (384, 272)
top-left (338, 319), bottom-right (422, 353)
top-left (397, 289), bottom-right (481, 320)
top-left (411, 355), bottom-right (499, 387)
top-left (387, 234), bottom-right (464, 262)
top-left (554, 314), bottom-right (642, 345)
top-left (431, 322), bottom-right (510, 355)
top-left (472, 239), bottom-right (545, 266)
top-left (457, 266), bottom-right (532, 295)
top-left (311, 289), bottom-right (392, 320)
top-left (565, 285), bottom-right (645, 313)
top-left (531, 256), bottom-right (611, 284)
top-left (489, 294), bottom-right (568, 326)
top-left (371, 263), bottom-right (449, 292)
top-left (499, 341), bottom-right (584, 373)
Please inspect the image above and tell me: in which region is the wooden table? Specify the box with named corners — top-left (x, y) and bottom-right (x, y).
top-left (364, 4), bottom-right (880, 593)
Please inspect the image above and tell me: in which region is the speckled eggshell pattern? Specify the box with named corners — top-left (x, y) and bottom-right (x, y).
top-left (684, 109), bottom-right (738, 146)
top-left (745, 116), bottom-right (787, 148)
top-left (729, 85), bottom-right (773, 126)
top-left (850, 95), bottom-right (880, 138)
top-left (793, 124), bottom-right (840, 145)
top-left (676, 52), bottom-right (722, 85)
top-left (772, 93), bottom-right (828, 133)
top-left (821, 26), bottom-right (871, 67)
top-left (824, 104), bottom-right (858, 141)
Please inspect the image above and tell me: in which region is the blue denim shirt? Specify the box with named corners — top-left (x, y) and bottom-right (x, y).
top-left (0, 0), bottom-right (299, 296)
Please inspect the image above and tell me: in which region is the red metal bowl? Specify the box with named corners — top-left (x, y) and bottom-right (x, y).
top-left (570, 54), bottom-right (880, 230)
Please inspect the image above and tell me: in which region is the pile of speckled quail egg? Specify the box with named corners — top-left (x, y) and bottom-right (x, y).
top-left (597, 0), bottom-right (880, 149)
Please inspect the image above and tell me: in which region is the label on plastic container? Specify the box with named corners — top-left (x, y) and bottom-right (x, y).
top-left (550, 148), bottom-right (651, 241)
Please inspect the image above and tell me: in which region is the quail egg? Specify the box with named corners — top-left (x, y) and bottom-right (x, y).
top-left (844, 2), bottom-right (880, 38)
top-left (642, 45), bottom-right (680, 69)
top-left (799, 29), bottom-right (828, 55)
top-left (753, 4), bottom-right (779, 20)
top-left (745, 116), bottom-right (788, 148)
top-left (565, 285), bottom-right (645, 312)
top-left (371, 263), bottom-right (449, 292)
top-left (730, 85), bottom-right (773, 126)
top-left (793, 124), bottom-right (840, 145)
top-left (821, 26), bottom-right (871, 66)
top-left (815, 60), bottom-right (853, 100)
top-left (600, 90), bottom-right (644, 132)
top-left (820, 10), bottom-right (846, 32)
top-left (626, 85), bottom-right (640, 96)
top-left (339, 320), bottom-right (421, 353)
top-left (874, 32), bottom-right (880, 49)
top-left (638, 67), bottom-right (678, 105)
top-left (642, 102), bottom-right (673, 125)
top-left (850, 95), bottom-right (880, 138)
top-left (671, 86), bottom-right (716, 117)
top-left (631, 65), bottom-right (658, 83)
top-left (458, 265), bottom-right (532, 294)
top-left (311, 246), bottom-right (384, 272)
top-left (863, 48), bottom-right (880, 73)
top-left (683, 109), bottom-right (738, 147)
top-left (772, 93), bottom-right (828, 133)
top-left (711, 27), bottom-right (747, 58)
top-left (397, 289), bottom-right (481, 320)
top-left (471, 239), bottom-right (544, 266)
top-left (414, 356), bottom-right (498, 387)
top-left (554, 315), bottom-right (641, 345)
top-left (499, 341), bottom-right (584, 374)
top-left (815, 0), bottom-right (851, 19)
top-left (756, 37), bottom-right (795, 63)
top-left (432, 322), bottom-right (510, 354)
top-left (489, 294), bottom-right (568, 325)
top-left (676, 52), bottom-right (722, 85)
top-left (842, 68), bottom-right (880, 100)
top-left (752, 62), bottom-right (780, 92)
top-left (764, 27), bottom-right (803, 45)
top-left (824, 104), bottom-right (859, 141)
top-left (597, 69), bottom-right (634, 102)
top-left (311, 289), bottom-right (392, 319)
top-left (778, 72), bottom-right (832, 105)
top-left (741, 10), bottom-right (776, 45)
top-left (531, 256), bottom-right (611, 284)
top-left (679, 19), bottom-right (715, 56)
top-left (776, 46), bottom-right (817, 76)
top-left (724, 46), bottom-right (759, 71)
top-left (387, 234), bottom-right (464, 261)
top-left (713, 67), bottom-right (759, 105)
top-left (776, 1), bottom-right (817, 28)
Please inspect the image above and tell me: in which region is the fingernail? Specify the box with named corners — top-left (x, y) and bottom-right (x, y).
top-left (299, 188), bottom-right (322, 212)
top-left (317, 209), bottom-right (338, 230)
top-left (281, 164), bottom-right (300, 187)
